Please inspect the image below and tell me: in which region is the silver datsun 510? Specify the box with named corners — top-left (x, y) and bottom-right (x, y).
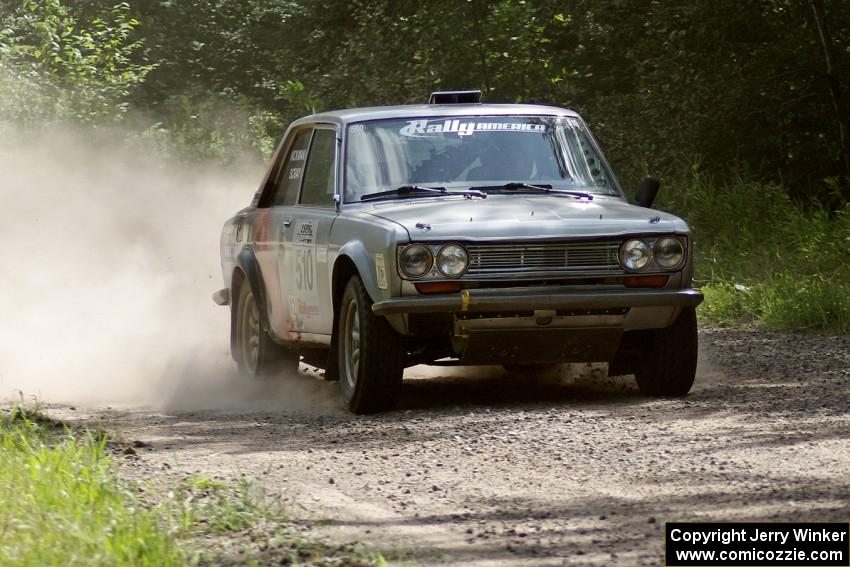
top-left (215, 90), bottom-right (703, 413)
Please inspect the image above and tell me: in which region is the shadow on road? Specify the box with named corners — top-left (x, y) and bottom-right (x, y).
top-left (397, 366), bottom-right (642, 411)
top-left (114, 328), bottom-right (850, 457)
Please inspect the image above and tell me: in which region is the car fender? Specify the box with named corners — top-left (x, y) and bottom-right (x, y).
top-left (332, 239), bottom-right (408, 338)
top-left (233, 246), bottom-right (273, 333)
top-left (334, 240), bottom-right (381, 303)
top-left (323, 242), bottom-right (379, 382)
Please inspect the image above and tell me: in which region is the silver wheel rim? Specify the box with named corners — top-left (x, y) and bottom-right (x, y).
top-left (241, 291), bottom-right (260, 373)
top-left (343, 297), bottom-right (360, 390)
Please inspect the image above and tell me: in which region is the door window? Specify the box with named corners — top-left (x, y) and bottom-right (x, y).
top-left (299, 129), bottom-right (337, 207)
top-left (272, 129), bottom-right (312, 206)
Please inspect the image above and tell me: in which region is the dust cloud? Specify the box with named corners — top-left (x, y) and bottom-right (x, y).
top-left (0, 126), bottom-right (338, 411)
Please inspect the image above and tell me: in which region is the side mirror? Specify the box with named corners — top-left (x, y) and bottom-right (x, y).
top-left (635, 176), bottom-right (660, 208)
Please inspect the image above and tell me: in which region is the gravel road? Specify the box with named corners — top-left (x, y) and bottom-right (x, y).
top-left (51, 328), bottom-right (850, 565)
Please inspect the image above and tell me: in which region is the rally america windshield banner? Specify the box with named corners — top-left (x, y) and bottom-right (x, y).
top-left (399, 119), bottom-right (547, 137)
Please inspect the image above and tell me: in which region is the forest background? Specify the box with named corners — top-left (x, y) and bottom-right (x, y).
top-left (2, 0), bottom-right (849, 331)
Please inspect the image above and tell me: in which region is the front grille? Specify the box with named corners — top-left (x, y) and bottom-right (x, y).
top-left (465, 241), bottom-right (622, 277)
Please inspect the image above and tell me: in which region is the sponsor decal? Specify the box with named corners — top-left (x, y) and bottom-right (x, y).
top-left (399, 119), bottom-right (547, 138)
top-left (297, 299), bottom-right (320, 318)
top-left (375, 254), bottom-right (388, 290)
top-left (294, 220), bottom-right (315, 246)
top-left (287, 295), bottom-right (303, 330)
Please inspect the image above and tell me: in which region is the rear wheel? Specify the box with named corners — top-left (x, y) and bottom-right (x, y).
top-left (338, 276), bottom-right (404, 413)
top-left (634, 306), bottom-right (698, 396)
top-left (235, 282), bottom-right (299, 378)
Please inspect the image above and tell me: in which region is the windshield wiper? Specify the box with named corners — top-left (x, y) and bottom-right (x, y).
top-left (360, 185), bottom-right (487, 202)
top-left (473, 182), bottom-right (594, 200)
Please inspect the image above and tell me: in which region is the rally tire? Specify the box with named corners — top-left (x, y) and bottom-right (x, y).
top-left (634, 306), bottom-right (698, 396)
top-left (235, 282), bottom-right (299, 379)
top-left (337, 275), bottom-right (404, 414)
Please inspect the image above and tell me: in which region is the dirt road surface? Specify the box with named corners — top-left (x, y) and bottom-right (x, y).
top-left (50, 328), bottom-right (850, 565)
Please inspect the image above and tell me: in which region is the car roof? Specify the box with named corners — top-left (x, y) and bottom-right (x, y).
top-left (292, 103), bottom-right (581, 127)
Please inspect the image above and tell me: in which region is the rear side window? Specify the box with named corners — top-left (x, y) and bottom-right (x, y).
top-left (299, 129), bottom-right (337, 207)
top-left (272, 129), bottom-right (312, 206)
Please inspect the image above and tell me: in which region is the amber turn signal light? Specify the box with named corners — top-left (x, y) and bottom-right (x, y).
top-left (624, 275), bottom-right (669, 288)
top-left (415, 281), bottom-right (463, 294)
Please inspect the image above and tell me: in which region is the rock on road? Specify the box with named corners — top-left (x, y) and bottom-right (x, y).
top-left (52, 328), bottom-right (850, 565)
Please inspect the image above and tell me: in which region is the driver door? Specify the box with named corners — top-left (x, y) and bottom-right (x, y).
top-left (282, 124), bottom-right (339, 338)
top-left (261, 127), bottom-right (312, 342)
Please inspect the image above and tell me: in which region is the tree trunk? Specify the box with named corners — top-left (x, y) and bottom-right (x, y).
top-left (810, 0), bottom-right (850, 197)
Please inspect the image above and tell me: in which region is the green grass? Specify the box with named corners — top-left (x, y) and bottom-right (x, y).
top-left (658, 173), bottom-right (850, 333)
top-left (168, 474), bottom-right (281, 536)
top-left (0, 406), bottom-right (385, 566)
top-left (0, 407), bottom-right (184, 566)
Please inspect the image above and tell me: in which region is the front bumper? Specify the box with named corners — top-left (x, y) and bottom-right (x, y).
top-left (371, 286), bottom-right (703, 316)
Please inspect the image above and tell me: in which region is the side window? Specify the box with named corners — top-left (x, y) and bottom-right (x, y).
top-left (576, 129), bottom-right (609, 188)
top-left (299, 129), bottom-right (337, 207)
top-left (272, 129), bottom-right (312, 206)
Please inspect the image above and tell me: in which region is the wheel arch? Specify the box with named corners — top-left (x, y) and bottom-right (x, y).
top-left (325, 252), bottom-right (364, 382)
top-left (327, 242), bottom-right (401, 381)
top-left (334, 241), bottom-right (382, 304)
top-left (233, 246), bottom-right (272, 332)
top-left (332, 254), bottom-right (359, 315)
top-left (229, 266), bottom-right (247, 360)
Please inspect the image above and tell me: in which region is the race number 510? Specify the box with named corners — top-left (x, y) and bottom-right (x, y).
top-left (295, 249), bottom-right (314, 291)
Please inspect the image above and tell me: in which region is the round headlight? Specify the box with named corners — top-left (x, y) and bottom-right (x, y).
top-left (436, 244), bottom-right (469, 277)
top-left (654, 237), bottom-right (684, 269)
top-left (619, 239), bottom-right (651, 271)
top-left (399, 244), bottom-right (433, 278)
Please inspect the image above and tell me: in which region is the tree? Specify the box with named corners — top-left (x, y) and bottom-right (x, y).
top-left (0, 1), bottom-right (154, 125)
top-left (810, 0), bottom-right (850, 196)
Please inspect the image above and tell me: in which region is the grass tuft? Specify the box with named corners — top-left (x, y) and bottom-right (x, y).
top-left (168, 474), bottom-right (282, 535)
top-left (7, 404), bottom-right (67, 430)
top-left (0, 409), bottom-right (184, 566)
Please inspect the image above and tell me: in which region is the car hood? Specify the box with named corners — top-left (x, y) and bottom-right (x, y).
top-left (364, 194), bottom-right (689, 241)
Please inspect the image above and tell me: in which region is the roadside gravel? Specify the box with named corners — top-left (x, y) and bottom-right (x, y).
top-left (50, 327), bottom-right (850, 565)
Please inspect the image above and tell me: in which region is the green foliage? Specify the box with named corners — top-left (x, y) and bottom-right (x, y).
top-left (167, 474), bottom-right (281, 536)
top-left (0, 0), bottom-right (154, 125)
top-left (757, 273), bottom-right (850, 331)
top-left (659, 174), bottom-right (850, 333)
top-left (2, 0), bottom-right (849, 190)
top-left (0, 406), bottom-right (385, 566)
top-left (133, 97), bottom-right (281, 163)
top-left (0, 0), bottom-right (848, 332)
top-left (0, 408), bottom-right (184, 566)
top-left (700, 277), bottom-right (850, 333)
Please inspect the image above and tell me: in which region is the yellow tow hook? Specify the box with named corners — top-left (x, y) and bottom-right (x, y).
top-left (461, 289), bottom-right (471, 312)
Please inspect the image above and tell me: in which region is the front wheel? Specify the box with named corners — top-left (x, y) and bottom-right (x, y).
top-left (235, 282), bottom-right (299, 379)
top-left (337, 276), bottom-right (404, 413)
top-left (634, 306), bottom-right (698, 396)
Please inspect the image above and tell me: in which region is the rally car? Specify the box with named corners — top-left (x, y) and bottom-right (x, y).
top-left (214, 90), bottom-right (703, 413)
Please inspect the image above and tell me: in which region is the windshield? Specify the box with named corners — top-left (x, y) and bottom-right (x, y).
top-left (344, 115), bottom-right (619, 202)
